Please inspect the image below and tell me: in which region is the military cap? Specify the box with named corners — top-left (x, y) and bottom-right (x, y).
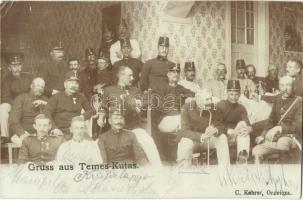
top-left (169, 63), bottom-right (181, 73)
top-left (120, 38), bottom-right (131, 48)
top-left (109, 105), bottom-right (125, 116)
top-left (64, 74), bottom-right (79, 82)
top-left (184, 62), bottom-right (196, 72)
top-left (85, 48), bottom-right (96, 57)
top-left (158, 36), bottom-right (169, 47)
top-left (51, 41), bottom-right (63, 51)
top-left (227, 80), bottom-right (241, 91)
top-left (8, 53), bottom-right (23, 65)
top-left (236, 59), bottom-right (246, 70)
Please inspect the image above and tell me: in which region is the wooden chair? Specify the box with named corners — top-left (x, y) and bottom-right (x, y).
top-left (1, 142), bottom-right (21, 165)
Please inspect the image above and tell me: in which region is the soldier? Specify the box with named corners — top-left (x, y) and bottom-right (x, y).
top-left (206, 63), bottom-right (228, 102)
top-left (264, 63), bottom-right (279, 93)
top-left (98, 106), bottom-right (148, 166)
top-left (154, 64), bottom-right (194, 161)
top-left (65, 58), bottom-right (81, 78)
top-left (216, 80), bottom-right (252, 163)
top-left (178, 62), bottom-right (200, 93)
top-left (18, 114), bottom-right (65, 164)
top-left (285, 58), bottom-right (302, 97)
top-left (110, 19), bottom-right (141, 64)
top-left (235, 59), bottom-right (256, 98)
top-left (140, 36), bottom-right (175, 92)
top-left (1, 54), bottom-right (32, 139)
top-left (9, 78), bottom-right (48, 144)
top-left (112, 38), bottom-right (143, 87)
top-left (96, 52), bottom-right (114, 86)
top-left (246, 64), bottom-right (265, 85)
top-left (102, 66), bottom-right (161, 166)
top-left (44, 75), bottom-right (93, 140)
top-left (252, 76), bottom-right (302, 163)
top-left (99, 24), bottom-right (115, 64)
top-left (79, 48), bottom-right (98, 99)
top-left (177, 89), bottom-right (230, 166)
top-left (56, 116), bottom-right (103, 165)
top-left (38, 42), bottom-right (68, 96)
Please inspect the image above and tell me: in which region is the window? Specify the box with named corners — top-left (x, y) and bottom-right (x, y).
top-left (231, 1), bottom-right (255, 45)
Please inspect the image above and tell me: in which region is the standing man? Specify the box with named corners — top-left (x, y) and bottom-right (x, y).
top-left (38, 42), bottom-right (68, 96)
top-left (206, 63), bottom-right (228, 102)
top-left (44, 75), bottom-right (93, 139)
top-left (253, 76), bottom-right (302, 163)
top-left (79, 48), bottom-right (98, 99)
top-left (9, 78), bottom-right (48, 144)
top-left (100, 24), bottom-right (115, 64)
top-left (140, 36), bottom-right (175, 92)
top-left (216, 80), bottom-right (252, 163)
top-left (18, 114), bottom-right (65, 164)
top-left (110, 19), bottom-right (141, 64)
top-left (177, 89), bottom-right (230, 166)
top-left (178, 62), bottom-right (200, 93)
top-left (98, 106), bottom-right (148, 166)
top-left (1, 54), bottom-right (32, 139)
top-left (235, 59), bottom-right (256, 97)
top-left (285, 59), bottom-right (302, 97)
top-left (113, 38), bottom-right (143, 87)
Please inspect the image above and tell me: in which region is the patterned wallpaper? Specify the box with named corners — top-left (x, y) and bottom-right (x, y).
top-left (269, 2), bottom-right (303, 75)
top-left (121, 1), bottom-right (227, 85)
top-left (2, 2), bottom-right (118, 72)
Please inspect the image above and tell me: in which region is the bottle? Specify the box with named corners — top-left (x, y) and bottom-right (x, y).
top-left (258, 81), bottom-right (264, 95)
top-left (244, 85), bottom-right (250, 99)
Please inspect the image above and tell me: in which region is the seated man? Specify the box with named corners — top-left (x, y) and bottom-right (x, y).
top-left (206, 63), bottom-right (228, 103)
top-left (154, 64), bottom-right (194, 161)
top-left (18, 114), bottom-right (65, 164)
top-left (98, 106), bottom-right (148, 166)
top-left (285, 59), bottom-right (302, 97)
top-left (102, 66), bottom-right (161, 166)
top-left (252, 76), bottom-right (302, 163)
top-left (216, 80), bottom-right (252, 163)
top-left (56, 116), bottom-right (102, 165)
top-left (1, 54), bottom-right (32, 140)
top-left (44, 75), bottom-right (93, 139)
top-left (113, 38), bottom-right (143, 87)
top-left (246, 64), bottom-right (265, 86)
top-left (264, 63), bottom-right (279, 93)
top-left (235, 59), bottom-right (256, 98)
top-left (9, 77), bottom-right (48, 144)
top-left (177, 89), bottom-right (230, 167)
top-left (178, 62), bottom-right (200, 93)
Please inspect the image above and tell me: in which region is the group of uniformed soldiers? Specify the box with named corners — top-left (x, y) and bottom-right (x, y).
top-left (0, 18), bottom-right (302, 166)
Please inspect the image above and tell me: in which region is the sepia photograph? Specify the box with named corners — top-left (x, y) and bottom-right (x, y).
top-left (0, 0), bottom-right (302, 199)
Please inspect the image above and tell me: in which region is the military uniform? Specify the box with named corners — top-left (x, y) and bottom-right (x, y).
top-left (38, 59), bottom-right (68, 96)
top-left (104, 85), bottom-right (143, 129)
top-left (216, 80), bottom-right (252, 160)
top-left (44, 91), bottom-right (93, 136)
top-left (264, 75), bottom-right (279, 93)
top-left (140, 56), bottom-right (175, 92)
top-left (253, 94), bottom-right (302, 157)
top-left (113, 58), bottom-right (143, 86)
top-left (18, 134), bottom-right (65, 164)
top-left (177, 101), bottom-right (230, 166)
top-left (110, 39), bottom-right (141, 64)
top-left (96, 69), bottom-right (114, 86)
top-left (1, 73), bottom-right (32, 104)
top-left (98, 128), bottom-right (148, 165)
top-left (9, 92), bottom-right (48, 136)
top-left (78, 67), bottom-right (98, 100)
